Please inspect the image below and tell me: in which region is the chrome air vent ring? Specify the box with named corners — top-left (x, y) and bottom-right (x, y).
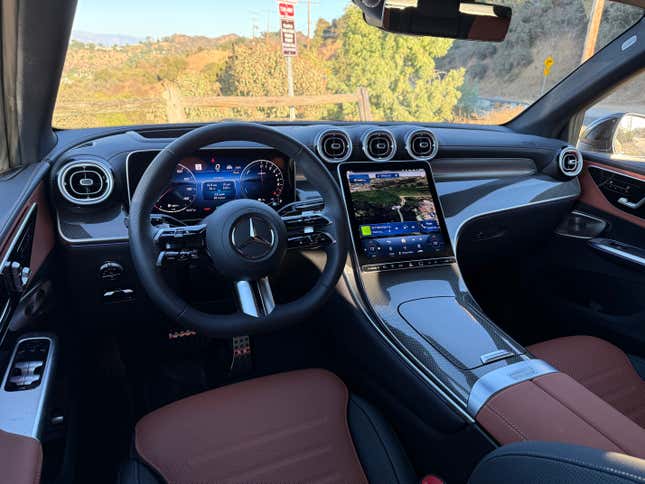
top-left (315, 129), bottom-right (353, 163)
top-left (405, 128), bottom-right (439, 161)
top-left (361, 128), bottom-right (397, 161)
top-left (57, 160), bottom-right (114, 205)
top-left (558, 147), bottom-right (583, 177)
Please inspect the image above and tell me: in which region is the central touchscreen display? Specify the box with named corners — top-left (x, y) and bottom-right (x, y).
top-left (339, 162), bottom-right (454, 270)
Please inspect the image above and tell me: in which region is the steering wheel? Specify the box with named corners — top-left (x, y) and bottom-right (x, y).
top-left (129, 122), bottom-right (348, 337)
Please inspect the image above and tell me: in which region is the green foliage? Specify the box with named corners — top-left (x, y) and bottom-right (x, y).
top-left (219, 38), bottom-right (328, 119)
top-left (326, 6), bottom-right (464, 122)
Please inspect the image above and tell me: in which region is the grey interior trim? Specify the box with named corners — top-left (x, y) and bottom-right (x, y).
top-left (56, 215), bottom-right (128, 244)
top-left (0, 335), bottom-right (57, 440)
top-left (430, 158), bottom-right (537, 180)
top-left (452, 190), bottom-right (579, 252)
top-left (467, 360), bottom-right (559, 416)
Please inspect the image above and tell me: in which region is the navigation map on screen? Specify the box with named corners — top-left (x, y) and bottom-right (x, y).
top-left (346, 167), bottom-right (452, 264)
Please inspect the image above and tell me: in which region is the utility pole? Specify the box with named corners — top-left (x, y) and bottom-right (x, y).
top-left (307, 0), bottom-right (311, 46)
top-left (286, 56), bottom-right (295, 120)
top-left (580, 0), bottom-right (605, 63)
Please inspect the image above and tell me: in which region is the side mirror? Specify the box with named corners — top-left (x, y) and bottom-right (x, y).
top-left (353, 0), bottom-right (512, 42)
top-left (579, 113), bottom-right (645, 159)
top-left (613, 113), bottom-right (645, 159)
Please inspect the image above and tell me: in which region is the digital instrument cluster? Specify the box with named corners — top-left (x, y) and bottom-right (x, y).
top-left (127, 149), bottom-right (295, 220)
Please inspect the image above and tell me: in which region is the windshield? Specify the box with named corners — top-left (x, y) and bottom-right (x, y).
top-left (54, 0), bottom-right (643, 128)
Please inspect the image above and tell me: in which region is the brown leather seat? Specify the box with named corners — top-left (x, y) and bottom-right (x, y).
top-left (528, 336), bottom-right (645, 428)
top-left (122, 369), bottom-right (416, 484)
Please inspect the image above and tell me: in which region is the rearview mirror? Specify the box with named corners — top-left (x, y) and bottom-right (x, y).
top-left (353, 0), bottom-right (512, 42)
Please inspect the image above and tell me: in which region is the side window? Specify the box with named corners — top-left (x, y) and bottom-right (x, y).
top-left (579, 72), bottom-right (645, 160)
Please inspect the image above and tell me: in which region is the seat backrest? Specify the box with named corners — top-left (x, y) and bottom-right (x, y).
top-left (469, 441), bottom-right (645, 484)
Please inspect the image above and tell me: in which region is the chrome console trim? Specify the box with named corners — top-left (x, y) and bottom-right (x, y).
top-left (466, 359), bottom-right (558, 416)
top-left (0, 335), bottom-right (57, 440)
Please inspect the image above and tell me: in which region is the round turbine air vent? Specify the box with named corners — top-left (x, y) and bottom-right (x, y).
top-left (57, 160), bottom-right (114, 205)
top-left (315, 129), bottom-right (353, 163)
top-left (405, 128), bottom-right (438, 161)
top-left (362, 128), bottom-right (397, 161)
top-left (558, 147), bottom-right (583, 177)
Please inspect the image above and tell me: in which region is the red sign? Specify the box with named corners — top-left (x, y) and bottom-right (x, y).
top-left (278, 2), bottom-right (295, 18)
top-left (280, 18), bottom-right (297, 56)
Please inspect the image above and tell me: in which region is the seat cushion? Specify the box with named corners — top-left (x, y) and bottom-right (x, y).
top-left (528, 336), bottom-right (645, 428)
top-left (129, 369), bottom-right (415, 484)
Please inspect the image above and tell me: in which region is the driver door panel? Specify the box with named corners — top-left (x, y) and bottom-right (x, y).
top-left (0, 162), bottom-right (55, 343)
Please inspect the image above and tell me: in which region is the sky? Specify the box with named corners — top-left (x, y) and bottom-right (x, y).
top-left (73, 0), bottom-right (351, 39)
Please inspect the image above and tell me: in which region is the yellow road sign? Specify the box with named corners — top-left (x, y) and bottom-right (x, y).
top-left (544, 56), bottom-right (554, 76)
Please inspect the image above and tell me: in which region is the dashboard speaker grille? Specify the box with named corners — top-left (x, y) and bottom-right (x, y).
top-left (362, 129), bottom-right (396, 161)
top-left (316, 129), bottom-right (352, 163)
top-left (57, 160), bottom-right (114, 205)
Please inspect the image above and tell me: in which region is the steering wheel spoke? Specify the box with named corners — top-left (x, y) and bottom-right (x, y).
top-left (153, 224), bottom-right (207, 267)
top-left (234, 277), bottom-right (276, 318)
top-left (283, 212), bottom-right (335, 250)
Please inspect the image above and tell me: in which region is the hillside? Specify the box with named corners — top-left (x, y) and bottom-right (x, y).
top-left (438, 0), bottom-right (642, 105)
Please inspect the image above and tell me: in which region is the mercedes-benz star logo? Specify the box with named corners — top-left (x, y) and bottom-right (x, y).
top-left (231, 216), bottom-right (276, 260)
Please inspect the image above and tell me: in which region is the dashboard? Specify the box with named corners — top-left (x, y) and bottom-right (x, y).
top-left (51, 123), bottom-right (581, 249)
top-left (126, 149), bottom-right (295, 221)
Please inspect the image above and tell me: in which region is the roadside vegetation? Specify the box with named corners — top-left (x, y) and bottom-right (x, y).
top-left (54, 2), bottom-right (642, 128)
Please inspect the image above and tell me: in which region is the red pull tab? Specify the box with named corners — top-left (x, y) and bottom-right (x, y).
top-left (421, 476), bottom-right (445, 484)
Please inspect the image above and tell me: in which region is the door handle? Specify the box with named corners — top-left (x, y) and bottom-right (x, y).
top-left (588, 238), bottom-right (645, 268)
top-left (617, 196), bottom-right (645, 210)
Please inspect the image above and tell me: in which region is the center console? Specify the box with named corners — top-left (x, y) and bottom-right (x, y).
top-left (338, 161), bottom-right (645, 457)
top-left (338, 161), bottom-right (555, 417)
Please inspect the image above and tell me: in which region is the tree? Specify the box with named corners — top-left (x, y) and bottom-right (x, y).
top-left (326, 6), bottom-right (464, 122)
top-left (219, 38), bottom-right (328, 119)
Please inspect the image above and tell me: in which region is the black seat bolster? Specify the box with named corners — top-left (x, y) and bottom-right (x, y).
top-left (469, 441), bottom-right (645, 484)
top-left (348, 394), bottom-right (418, 484)
top-left (116, 458), bottom-right (161, 484)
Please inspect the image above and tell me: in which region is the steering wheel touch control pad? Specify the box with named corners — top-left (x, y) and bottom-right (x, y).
top-left (205, 199), bottom-right (287, 281)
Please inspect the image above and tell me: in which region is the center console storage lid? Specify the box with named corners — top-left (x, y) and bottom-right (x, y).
top-left (398, 296), bottom-right (519, 370)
